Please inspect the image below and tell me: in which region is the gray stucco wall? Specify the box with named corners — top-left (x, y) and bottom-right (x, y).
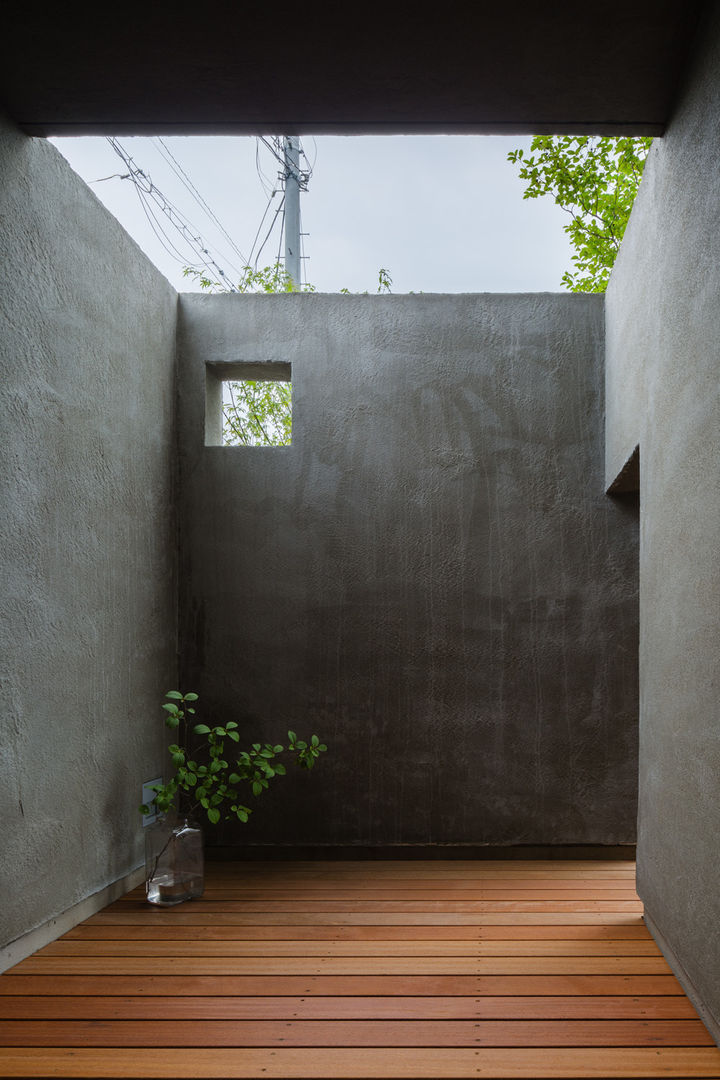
top-left (0, 116), bottom-right (178, 949)
top-left (178, 291), bottom-right (639, 849)
top-left (605, 5), bottom-right (720, 1039)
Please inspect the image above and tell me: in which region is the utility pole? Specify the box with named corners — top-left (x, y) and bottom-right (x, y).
top-left (283, 136), bottom-right (302, 289)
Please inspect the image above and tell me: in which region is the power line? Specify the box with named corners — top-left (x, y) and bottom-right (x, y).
top-left (105, 138), bottom-right (237, 291)
top-left (254, 194), bottom-right (286, 269)
top-left (153, 137), bottom-right (249, 273)
top-left (247, 187), bottom-right (280, 269)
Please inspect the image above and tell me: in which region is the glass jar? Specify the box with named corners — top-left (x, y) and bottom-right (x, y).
top-left (145, 814), bottom-right (204, 906)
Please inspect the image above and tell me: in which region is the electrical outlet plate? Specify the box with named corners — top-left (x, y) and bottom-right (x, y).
top-left (141, 778), bottom-right (163, 827)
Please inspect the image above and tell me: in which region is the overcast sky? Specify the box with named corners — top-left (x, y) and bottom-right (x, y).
top-left (50, 135), bottom-right (574, 295)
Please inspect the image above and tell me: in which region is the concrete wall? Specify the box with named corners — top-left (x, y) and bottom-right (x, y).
top-left (0, 115), bottom-right (178, 950)
top-left (605, 4), bottom-right (720, 1039)
top-left (178, 291), bottom-right (639, 849)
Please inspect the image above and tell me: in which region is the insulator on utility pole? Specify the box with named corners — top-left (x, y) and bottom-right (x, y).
top-left (283, 136), bottom-right (302, 290)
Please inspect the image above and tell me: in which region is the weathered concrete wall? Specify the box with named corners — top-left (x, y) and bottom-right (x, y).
top-left (178, 291), bottom-right (638, 849)
top-left (0, 115), bottom-right (178, 950)
top-left (605, 4), bottom-right (720, 1039)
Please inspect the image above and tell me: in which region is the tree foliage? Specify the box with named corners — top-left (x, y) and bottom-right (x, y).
top-left (223, 379), bottom-right (292, 447)
top-left (508, 136), bottom-right (653, 292)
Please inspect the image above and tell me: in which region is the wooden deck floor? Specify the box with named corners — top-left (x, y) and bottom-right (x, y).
top-left (1, 859), bottom-right (719, 1078)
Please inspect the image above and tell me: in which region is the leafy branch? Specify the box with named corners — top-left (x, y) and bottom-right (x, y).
top-left (223, 379), bottom-right (292, 447)
top-left (141, 691), bottom-right (327, 826)
top-left (508, 136), bottom-right (653, 293)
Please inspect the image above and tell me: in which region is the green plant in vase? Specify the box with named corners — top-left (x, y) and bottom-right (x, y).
top-left (141, 691), bottom-right (327, 905)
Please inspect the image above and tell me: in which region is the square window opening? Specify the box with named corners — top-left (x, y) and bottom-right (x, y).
top-left (205, 362), bottom-right (292, 447)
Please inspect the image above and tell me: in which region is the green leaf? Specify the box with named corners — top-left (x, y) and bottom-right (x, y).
top-left (507, 134), bottom-right (651, 292)
top-left (207, 808), bottom-right (221, 825)
top-left (193, 724), bottom-right (211, 734)
top-left (184, 693), bottom-right (199, 702)
top-left (166, 691), bottom-right (183, 700)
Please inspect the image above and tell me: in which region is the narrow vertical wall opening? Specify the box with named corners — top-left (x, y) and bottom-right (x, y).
top-left (607, 444), bottom-right (639, 496)
top-left (607, 443), bottom-right (640, 841)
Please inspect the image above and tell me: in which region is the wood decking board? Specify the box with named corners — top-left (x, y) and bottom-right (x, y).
top-left (41, 939), bottom-right (665, 955)
top-left (11, 956), bottom-right (674, 975)
top-left (102, 899), bottom-right (646, 912)
top-left (63, 923), bottom-right (654, 940)
top-left (0, 1019), bottom-right (714, 1047)
top-left (1, 860), bottom-right (718, 1079)
top-left (0, 974), bottom-right (687, 995)
top-left (85, 910), bottom-right (649, 925)
top-left (0, 995), bottom-right (702, 1021)
top-left (2, 1046), bottom-right (720, 1078)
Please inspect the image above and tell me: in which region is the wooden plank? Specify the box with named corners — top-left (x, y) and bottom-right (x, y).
top-left (102, 898), bottom-right (645, 912)
top-left (198, 862), bottom-right (638, 873)
top-left (114, 888), bottom-right (642, 901)
top-left (62, 923), bottom-right (654, 941)
top-left (2, 1046), bottom-right (720, 1078)
top-left (84, 910), bottom-right (647, 925)
top-left (41, 939), bottom-right (664, 957)
top-left (0, 974), bottom-right (684, 996)
top-left (0, 1018), bottom-right (713, 1047)
top-left (0, 995), bottom-right (701, 1021)
top-left (191, 876), bottom-right (640, 888)
top-left (191, 881), bottom-right (643, 889)
top-left (190, 876), bottom-right (640, 887)
top-left (10, 956), bottom-right (673, 976)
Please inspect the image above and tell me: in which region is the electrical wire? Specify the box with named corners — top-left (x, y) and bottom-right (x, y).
top-left (253, 194), bottom-right (286, 269)
top-left (105, 138), bottom-right (236, 291)
top-left (247, 187), bottom-right (280, 269)
top-left (153, 137), bottom-right (249, 273)
top-left (255, 138), bottom-right (276, 199)
top-left (103, 135), bottom-right (313, 293)
top-left (275, 205), bottom-right (285, 274)
top-left (107, 139), bottom-right (230, 285)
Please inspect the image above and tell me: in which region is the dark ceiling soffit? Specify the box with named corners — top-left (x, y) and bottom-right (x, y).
top-left (0, 1), bottom-right (705, 138)
top-left (17, 121), bottom-right (667, 138)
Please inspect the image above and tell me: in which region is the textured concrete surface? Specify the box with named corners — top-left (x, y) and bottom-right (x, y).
top-left (178, 291), bottom-right (639, 849)
top-left (605, 2), bottom-right (720, 1039)
top-left (0, 115), bottom-right (178, 950)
